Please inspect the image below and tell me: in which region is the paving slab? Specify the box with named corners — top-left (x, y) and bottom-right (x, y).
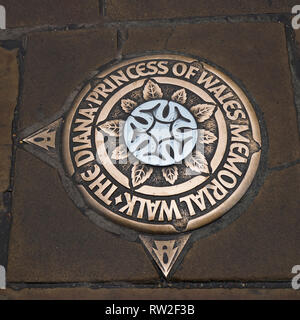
top-left (106, 0), bottom-right (298, 21)
top-left (7, 148), bottom-right (157, 282)
top-left (0, 47), bottom-right (18, 194)
top-left (1, 0), bottom-right (101, 28)
top-left (18, 28), bottom-right (117, 131)
top-left (123, 22), bottom-right (300, 168)
top-left (174, 164), bottom-right (300, 281)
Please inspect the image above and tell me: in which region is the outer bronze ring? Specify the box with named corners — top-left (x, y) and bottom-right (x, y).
top-left (62, 54), bottom-right (262, 234)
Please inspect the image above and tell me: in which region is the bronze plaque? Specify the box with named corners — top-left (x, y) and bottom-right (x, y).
top-left (22, 54), bottom-right (262, 277)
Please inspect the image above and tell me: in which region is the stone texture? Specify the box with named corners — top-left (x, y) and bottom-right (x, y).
top-left (0, 47), bottom-right (18, 192)
top-left (0, 209), bottom-right (11, 266)
top-left (0, 146), bottom-right (12, 193)
top-left (107, 0), bottom-right (298, 21)
top-left (1, 0), bottom-right (101, 28)
top-left (123, 23), bottom-right (300, 167)
top-left (174, 164), bottom-right (300, 281)
top-left (5, 10), bottom-right (300, 287)
top-left (19, 27), bottom-right (117, 131)
top-left (295, 28), bottom-right (300, 46)
top-left (7, 149), bottom-right (156, 282)
top-left (8, 132), bottom-right (300, 281)
top-left (6, 28), bottom-right (159, 282)
top-left (1, 288), bottom-right (300, 300)
top-left (293, 28), bottom-right (300, 77)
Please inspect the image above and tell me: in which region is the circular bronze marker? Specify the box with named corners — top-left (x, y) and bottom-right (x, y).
top-left (62, 54), bottom-right (261, 234)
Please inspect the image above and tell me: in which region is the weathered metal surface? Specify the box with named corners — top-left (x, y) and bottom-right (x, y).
top-left (60, 54), bottom-right (261, 234)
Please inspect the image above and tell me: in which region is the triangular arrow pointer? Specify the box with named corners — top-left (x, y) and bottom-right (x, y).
top-left (140, 234), bottom-right (190, 278)
top-left (22, 118), bottom-right (62, 151)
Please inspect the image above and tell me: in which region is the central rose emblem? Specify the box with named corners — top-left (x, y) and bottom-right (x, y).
top-left (124, 99), bottom-right (198, 166)
top-left (95, 78), bottom-right (219, 190)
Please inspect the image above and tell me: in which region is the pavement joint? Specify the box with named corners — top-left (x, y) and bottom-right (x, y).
top-left (0, 13), bottom-right (292, 41)
top-left (0, 38), bottom-right (25, 270)
top-left (1, 7), bottom-right (299, 295)
top-left (116, 27), bottom-right (127, 61)
top-left (268, 159), bottom-right (300, 172)
top-left (101, 0), bottom-right (107, 17)
top-left (284, 23), bottom-right (300, 137)
top-left (163, 25), bottom-right (175, 50)
top-left (5, 280), bottom-right (294, 290)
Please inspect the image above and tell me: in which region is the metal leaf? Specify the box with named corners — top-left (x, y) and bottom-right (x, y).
top-left (143, 80), bottom-right (163, 100)
top-left (184, 150), bottom-right (209, 174)
top-left (162, 166), bottom-right (178, 185)
top-left (98, 120), bottom-right (124, 137)
top-left (131, 162), bottom-right (153, 187)
top-left (190, 104), bottom-right (215, 122)
top-left (171, 89), bottom-right (187, 104)
top-left (121, 99), bottom-right (137, 113)
top-left (199, 130), bottom-right (217, 144)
